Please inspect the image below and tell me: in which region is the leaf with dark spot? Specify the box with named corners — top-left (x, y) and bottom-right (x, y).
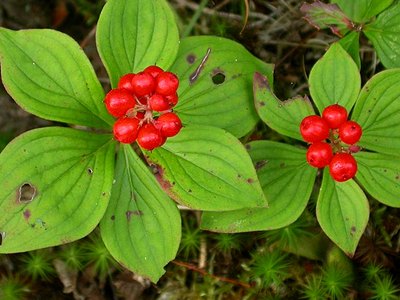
top-left (300, 1), bottom-right (354, 37)
top-left (254, 72), bottom-right (315, 141)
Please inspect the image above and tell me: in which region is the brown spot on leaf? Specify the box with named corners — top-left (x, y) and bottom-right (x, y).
top-left (23, 209), bottom-right (31, 220)
top-left (280, 162), bottom-right (286, 168)
top-left (126, 210), bottom-right (144, 221)
top-left (258, 101), bottom-right (265, 107)
top-left (17, 183), bottom-right (37, 204)
top-left (253, 72), bottom-right (271, 91)
top-left (111, 215), bottom-right (115, 221)
top-left (255, 160), bottom-right (268, 170)
top-left (350, 226), bottom-right (356, 236)
top-left (231, 73), bottom-right (242, 79)
top-left (247, 178), bottom-right (255, 184)
top-left (186, 54), bottom-right (196, 64)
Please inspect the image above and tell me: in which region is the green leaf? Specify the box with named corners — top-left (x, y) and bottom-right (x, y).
top-left (201, 141), bottom-right (317, 232)
top-left (0, 28), bottom-right (113, 129)
top-left (331, 0), bottom-right (394, 23)
top-left (171, 36), bottom-right (274, 138)
top-left (309, 43), bottom-right (361, 113)
top-left (0, 127), bottom-right (115, 253)
top-left (100, 145), bottom-right (181, 283)
top-left (96, 0), bottom-right (179, 88)
top-left (351, 69), bottom-right (400, 155)
top-left (338, 31), bottom-right (361, 68)
top-left (364, 2), bottom-right (400, 68)
top-left (254, 72), bottom-right (315, 141)
top-left (316, 169), bottom-right (369, 256)
top-left (145, 125), bottom-right (268, 211)
top-left (301, 1), bottom-right (353, 36)
top-left (355, 152), bottom-right (400, 207)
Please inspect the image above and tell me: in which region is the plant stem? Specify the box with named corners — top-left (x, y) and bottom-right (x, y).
top-left (181, 0), bottom-right (209, 38)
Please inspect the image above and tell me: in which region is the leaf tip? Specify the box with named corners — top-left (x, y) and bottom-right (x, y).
top-left (253, 72), bottom-right (271, 91)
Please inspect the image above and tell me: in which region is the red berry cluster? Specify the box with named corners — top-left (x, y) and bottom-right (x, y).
top-left (104, 66), bottom-right (182, 150)
top-left (300, 104), bottom-right (362, 182)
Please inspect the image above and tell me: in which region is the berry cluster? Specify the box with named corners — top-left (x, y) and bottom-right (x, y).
top-left (300, 104), bottom-right (362, 182)
top-left (104, 66), bottom-right (182, 150)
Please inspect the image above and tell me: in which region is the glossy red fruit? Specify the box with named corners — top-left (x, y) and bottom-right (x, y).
top-left (306, 142), bottom-right (333, 168)
top-left (339, 120), bottom-right (362, 145)
top-left (137, 123), bottom-right (165, 150)
top-left (155, 112), bottom-right (182, 137)
top-left (156, 72), bottom-right (179, 96)
top-left (329, 153), bottom-right (357, 182)
top-left (117, 73), bottom-right (136, 93)
top-left (113, 117), bottom-right (140, 144)
top-left (104, 89), bottom-right (136, 118)
top-left (166, 93), bottom-right (178, 107)
top-left (148, 94), bottom-right (170, 112)
top-left (131, 72), bottom-right (156, 97)
top-left (300, 115), bottom-right (330, 143)
top-left (143, 65), bottom-right (164, 78)
top-left (322, 104), bottom-right (348, 129)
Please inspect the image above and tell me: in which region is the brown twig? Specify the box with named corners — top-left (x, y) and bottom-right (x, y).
top-left (172, 260), bottom-right (252, 288)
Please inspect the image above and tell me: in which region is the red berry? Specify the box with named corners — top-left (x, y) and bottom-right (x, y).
top-left (137, 123), bottom-right (165, 150)
top-left (155, 112), bottom-right (182, 137)
top-left (166, 93), bottom-right (178, 107)
top-left (148, 94), bottom-right (170, 112)
top-left (300, 115), bottom-right (330, 143)
top-left (329, 153), bottom-right (357, 182)
top-left (306, 142), bottom-right (333, 168)
top-left (339, 120), bottom-right (362, 145)
top-left (143, 65), bottom-right (164, 78)
top-left (113, 117), bottom-right (140, 144)
top-left (117, 73), bottom-right (136, 93)
top-left (156, 72), bottom-right (179, 96)
top-left (104, 89), bottom-right (136, 118)
top-left (131, 72), bottom-right (156, 97)
top-left (322, 104), bottom-right (348, 129)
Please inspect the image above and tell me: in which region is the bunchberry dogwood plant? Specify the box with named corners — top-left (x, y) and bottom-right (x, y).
top-left (201, 43), bottom-right (400, 257)
top-left (301, 0), bottom-right (400, 69)
top-left (0, 0), bottom-right (272, 282)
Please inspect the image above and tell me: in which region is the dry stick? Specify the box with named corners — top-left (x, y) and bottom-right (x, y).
top-left (80, 25), bottom-right (97, 48)
top-left (173, 0), bottom-right (270, 23)
top-left (172, 260), bottom-right (252, 288)
top-left (239, 0), bottom-right (249, 35)
top-left (195, 211), bottom-right (207, 270)
top-left (213, 0), bottom-right (231, 11)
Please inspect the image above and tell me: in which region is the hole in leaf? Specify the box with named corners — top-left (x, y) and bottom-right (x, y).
top-left (212, 72), bottom-right (225, 85)
top-left (87, 168), bottom-right (93, 175)
top-left (0, 232), bottom-right (5, 246)
top-left (17, 183), bottom-right (37, 203)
